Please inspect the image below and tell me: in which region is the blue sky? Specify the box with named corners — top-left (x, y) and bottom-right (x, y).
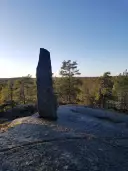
top-left (0, 0), bottom-right (128, 77)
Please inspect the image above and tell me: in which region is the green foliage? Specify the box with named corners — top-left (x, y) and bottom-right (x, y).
top-left (78, 77), bottom-right (100, 106)
top-left (60, 60), bottom-right (81, 77)
top-left (0, 75), bottom-right (37, 107)
top-left (0, 85), bottom-right (8, 103)
top-left (112, 70), bottom-right (128, 110)
top-left (58, 60), bottom-right (81, 104)
top-left (0, 66), bottom-right (128, 114)
top-left (97, 72), bottom-right (114, 107)
top-left (13, 75), bottom-right (36, 104)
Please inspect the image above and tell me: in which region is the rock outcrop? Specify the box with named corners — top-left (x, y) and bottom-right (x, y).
top-left (0, 105), bottom-right (128, 171)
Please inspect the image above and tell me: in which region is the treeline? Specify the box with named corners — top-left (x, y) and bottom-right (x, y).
top-left (0, 75), bottom-right (37, 109)
top-left (54, 61), bottom-right (128, 113)
top-left (0, 60), bottom-right (128, 113)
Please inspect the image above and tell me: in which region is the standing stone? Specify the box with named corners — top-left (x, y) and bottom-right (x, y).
top-left (36, 48), bottom-right (57, 120)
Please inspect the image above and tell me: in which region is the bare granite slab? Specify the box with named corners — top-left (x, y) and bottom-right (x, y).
top-left (0, 105), bottom-right (128, 171)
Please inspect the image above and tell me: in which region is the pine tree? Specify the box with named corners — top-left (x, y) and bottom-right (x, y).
top-left (59, 60), bottom-right (81, 104)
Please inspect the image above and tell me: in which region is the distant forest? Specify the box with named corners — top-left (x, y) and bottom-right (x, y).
top-left (0, 60), bottom-right (128, 114)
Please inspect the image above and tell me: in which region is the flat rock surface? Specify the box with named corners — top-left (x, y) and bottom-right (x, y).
top-left (0, 105), bottom-right (128, 171)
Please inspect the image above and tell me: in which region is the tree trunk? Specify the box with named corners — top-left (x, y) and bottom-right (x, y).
top-left (23, 89), bottom-right (26, 104)
top-left (10, 88), bottom-right (13, 109)
top-left (21, 83), bottom-right (26, 104)
top-left (68, 72), bottom-right (71, 104)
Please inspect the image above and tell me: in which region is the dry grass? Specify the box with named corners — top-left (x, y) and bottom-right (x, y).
top-left (0, 121), bottom-right (10, 132)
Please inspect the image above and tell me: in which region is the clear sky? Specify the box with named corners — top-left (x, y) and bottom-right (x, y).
top-left (0, 0), bottom-right (128, 78)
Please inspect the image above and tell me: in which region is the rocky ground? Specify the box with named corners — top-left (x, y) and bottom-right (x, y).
top-left (0, 105), bottom-right (128, 171)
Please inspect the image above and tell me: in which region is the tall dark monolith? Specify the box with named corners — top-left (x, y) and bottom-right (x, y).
top-left (36, 48), bottom-right (57, 120)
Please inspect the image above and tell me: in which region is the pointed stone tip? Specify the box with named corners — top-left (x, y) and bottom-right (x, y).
top-left (40, 48), bottom-right (50, 53)
top-left (39, 115), bottom-right (58, 121)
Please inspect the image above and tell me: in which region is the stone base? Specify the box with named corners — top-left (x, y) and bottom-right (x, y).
top-left (38, 114), bottom-right (58, 121)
